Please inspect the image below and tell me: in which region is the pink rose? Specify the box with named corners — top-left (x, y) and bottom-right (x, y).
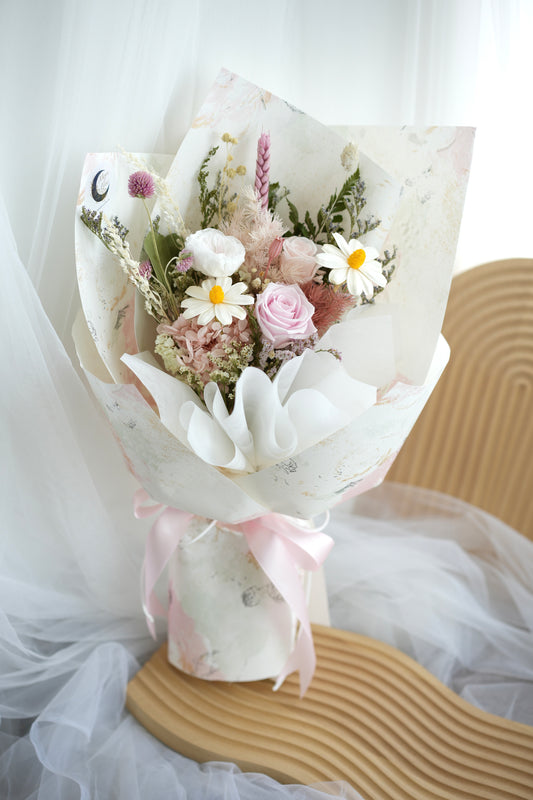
top-left (279, 236), bottom-right (319, 284)
top-left (255, 282), bottom-right (316, 347)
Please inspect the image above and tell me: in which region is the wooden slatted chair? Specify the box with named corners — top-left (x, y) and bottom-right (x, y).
top-left (386, 258), bottom-right (533, 540)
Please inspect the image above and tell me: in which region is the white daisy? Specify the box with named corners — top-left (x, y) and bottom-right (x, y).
top-left (181, 276), bottom-right (254, 325)
top-left (315, 233), bottom-right (387, 299)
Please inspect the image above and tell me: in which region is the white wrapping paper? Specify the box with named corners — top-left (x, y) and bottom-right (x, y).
top-left (167, 520), bottom-right (299, 682)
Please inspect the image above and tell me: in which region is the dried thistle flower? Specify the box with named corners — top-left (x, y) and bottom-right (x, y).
top-left (139, 260), bottom-right (152, 279)
top-left (128, 171), bottom-right (155, 199)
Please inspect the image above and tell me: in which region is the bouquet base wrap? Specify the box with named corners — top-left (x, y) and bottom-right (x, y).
top-left (137, 492), bottom-right (334, 693)
top-left (167, 519), bottom-right (301, 683)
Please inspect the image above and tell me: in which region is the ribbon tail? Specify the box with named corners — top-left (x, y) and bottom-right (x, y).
top-left (141, 559), bottom-right (158, 639)
top-left (242, 519), bottom-right (326, 697)
top-left (273, 621), bottom-right (315, 697)
top-left (142, 505), bottom-right (194, 638)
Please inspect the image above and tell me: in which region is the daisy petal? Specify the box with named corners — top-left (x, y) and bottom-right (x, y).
top-left (332, 232), bottom-right (350, 256)
top-left (182, 306), bottom-right (201, 319)
top-left (329, 268), bottom-right (348, 285)
top-left (364, 246), bottom-right (380, 261)
top-left (185, 286), bottom-right (209, 300)
top-left (214, 305), bottom-right (233, 325)
top-left (225, 284), bottom-right (253, 303)
top-left (218, 276), bottom-right (232, 292)
top-left (197, 307), bottom-right (216, 325)
top-left (226, 304), bottom-right (247, 320)
top-left (346, 238), bottom-right (364, 255)
top-left (359, 273), bottom-right (375, 299)
top-left (362, 262), bottom-right (387, 288)
top-left (227, 280), bottom-right (248, 293)
top-left (346, 268), bottom-right (363, 296)
top-left (181, 297), bottom-right (206, 312)
top-left (321, 243), bottom-right (344, 257)
top-left (237, 294), bottom-right (254, 305)
top-left (316, 252), bottom-right (348, 270)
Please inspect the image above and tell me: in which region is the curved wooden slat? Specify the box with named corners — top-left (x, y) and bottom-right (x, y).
top-left (387, 259), bottom-right (533, 540)
top-left (126, 625), bottom-right (533, 799)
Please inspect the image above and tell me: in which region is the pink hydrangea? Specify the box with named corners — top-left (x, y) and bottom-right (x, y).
top-left (157, 316), bottom-right (252, 386)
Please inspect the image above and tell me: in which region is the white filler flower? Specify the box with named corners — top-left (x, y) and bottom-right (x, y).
top-left (316, 233), bottom-right (387, 299)
top-left (182, 277), bottom-right (254, 325)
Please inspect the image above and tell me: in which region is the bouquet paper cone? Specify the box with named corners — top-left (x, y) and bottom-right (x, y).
top-left (74, 70), bottom-right (474, 688)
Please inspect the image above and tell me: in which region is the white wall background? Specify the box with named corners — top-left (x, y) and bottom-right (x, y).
top-left (1, 0), bottom-right (531, 349)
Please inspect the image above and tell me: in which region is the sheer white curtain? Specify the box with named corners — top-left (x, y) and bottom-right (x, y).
top-left (2, 2), bottom-right (533, 799)
top-left (2, 0), bottom-right (531, 348)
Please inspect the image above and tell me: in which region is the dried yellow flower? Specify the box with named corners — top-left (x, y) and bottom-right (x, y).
top-left (221, 133), bottom-right (238, 145)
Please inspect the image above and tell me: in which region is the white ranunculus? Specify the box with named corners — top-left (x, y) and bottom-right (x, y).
top-left (185, 228), bottom-right (246, 278)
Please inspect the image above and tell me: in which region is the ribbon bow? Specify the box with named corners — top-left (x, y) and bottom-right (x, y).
top-left (134, 489), bottom-right (334, 696)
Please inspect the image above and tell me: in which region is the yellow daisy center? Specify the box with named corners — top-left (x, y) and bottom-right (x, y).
top-left (347, 249), bottom-right (366, 270)
top-left (209, 285), bottom-right (225, 304)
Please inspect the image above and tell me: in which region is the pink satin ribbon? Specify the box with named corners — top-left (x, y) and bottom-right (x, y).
top-left (134, 489), bottom-right (334, 696)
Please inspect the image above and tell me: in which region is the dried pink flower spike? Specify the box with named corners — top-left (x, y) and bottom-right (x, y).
top-left (255, 132), bottom-right (270, 210)
top-left (128, 171), bottom-right (155, 199)
top-left (268, 237), bottom-right (284, 264)
top-left (264, 236), bottom-right (284, 278)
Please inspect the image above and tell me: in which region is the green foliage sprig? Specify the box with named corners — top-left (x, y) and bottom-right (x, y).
top-left (270, 168), bottom-right (381, 245)
top-left (198, 145), bottom-right (221, 227)
top-left (268, 181), bottom-right (290, 213)
top-left (80, 208), bottom-right (129, 250)
top-left (361, 247), bottom-right (397, 305)
top-left (197, 139), bottom-right (243, 228)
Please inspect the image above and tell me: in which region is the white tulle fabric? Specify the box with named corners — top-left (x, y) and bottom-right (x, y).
top-left (2, 192), bottom-right (533, 798)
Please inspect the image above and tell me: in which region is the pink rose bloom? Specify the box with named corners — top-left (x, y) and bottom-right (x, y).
top-left (255, 282), bottom-right (316, 348)
top-left (279, 236), bottom-right (319, 284)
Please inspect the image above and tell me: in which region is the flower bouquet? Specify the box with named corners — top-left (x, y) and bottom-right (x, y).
top-left (74, 70), bottom-right (474, 695)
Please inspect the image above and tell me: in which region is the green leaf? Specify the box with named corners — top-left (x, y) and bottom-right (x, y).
top-left (287, 199), bottom-right (300, 230)
top-left (143, 231), bottom-right (181, 275)
top-left (304, 210), bottom-right (316, 238)
top-left (336, 167), bottom-right (360, 205)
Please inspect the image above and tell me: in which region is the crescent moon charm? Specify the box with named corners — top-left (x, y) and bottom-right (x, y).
top-left (91, 169), bottom-right (110, 203)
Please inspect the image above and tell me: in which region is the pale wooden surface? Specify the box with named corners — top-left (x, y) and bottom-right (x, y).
top-left (126, 625), bottom-right (533, 799)
top-left (387, 259), bottom-right (533, 540)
